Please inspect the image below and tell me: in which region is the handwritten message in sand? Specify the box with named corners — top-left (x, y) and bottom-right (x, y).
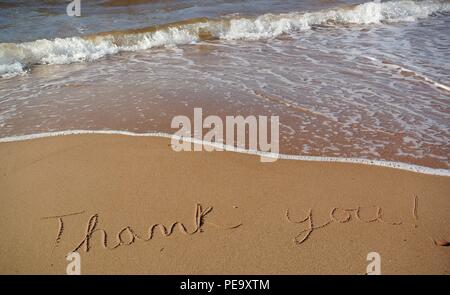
top-left (42, 196), bottom-right (448, 252)
top-left (42, 204), bottom-right (242, 253)
top-left (285, 196), bottom-right (418, 245)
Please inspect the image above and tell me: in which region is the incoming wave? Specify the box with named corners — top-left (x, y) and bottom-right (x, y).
top-left (0, 129), bottom-right (449, 176)
top-left (1, 0), bottom-right (449, 77)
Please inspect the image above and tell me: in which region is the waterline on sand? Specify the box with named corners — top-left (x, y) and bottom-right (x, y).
top-left (0, 129), bottom-right (448, 177)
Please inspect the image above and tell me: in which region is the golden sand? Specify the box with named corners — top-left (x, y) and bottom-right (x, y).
top-left (0, 134), bottom-right (449, 274)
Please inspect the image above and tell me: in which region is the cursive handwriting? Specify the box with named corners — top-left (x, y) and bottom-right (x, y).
top-left (285, 196), bottom-right (419, 245)
top-left (42, 204), bottom-right (242, 253)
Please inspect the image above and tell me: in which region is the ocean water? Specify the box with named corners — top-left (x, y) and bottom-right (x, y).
top-left (0, 0), bottom-right (449, 170)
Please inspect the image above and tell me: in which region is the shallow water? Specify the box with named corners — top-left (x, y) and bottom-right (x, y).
top-left (0, 0), bottom-right (449, 169)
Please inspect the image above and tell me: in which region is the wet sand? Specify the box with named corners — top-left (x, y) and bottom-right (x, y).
top-left (0, 134), bottom-right (449, 274)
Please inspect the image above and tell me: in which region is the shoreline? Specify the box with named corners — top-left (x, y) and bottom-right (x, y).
top-left (2, 0), bottom-right (449, 77)
top-left (1, 133), bottom-right (449, 274)
top-left (0, 130), bottom-right (448, 177)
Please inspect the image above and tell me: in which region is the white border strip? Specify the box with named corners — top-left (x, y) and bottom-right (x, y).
top-left (0, 130), bottom-right (449, 177)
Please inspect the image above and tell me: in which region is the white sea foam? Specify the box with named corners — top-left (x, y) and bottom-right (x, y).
top-left (0, 130), bottom-right (448, 176)
top-left (1, 0), bottom-right (449, 77)
top-left (363, 55), bottom-right (450, 92)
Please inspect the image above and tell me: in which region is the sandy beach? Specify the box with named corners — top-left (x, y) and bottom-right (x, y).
top-left (0, 134), bottom-right (448, 274)
top-left (1, 0), bottom-right (449, 277)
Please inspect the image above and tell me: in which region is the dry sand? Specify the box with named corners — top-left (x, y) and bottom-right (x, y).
top-left (0, 134), bottom-right (449, 274)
